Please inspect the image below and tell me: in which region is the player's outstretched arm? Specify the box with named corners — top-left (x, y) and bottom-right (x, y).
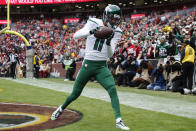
top-left (73, 18), bottom-right (98, 40)
top-left (73, 26), bottom-right (91, 39)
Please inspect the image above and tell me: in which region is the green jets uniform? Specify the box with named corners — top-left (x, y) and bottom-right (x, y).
top-left (51, 5), bottom-right (130, 130)
top-left (61, 17), bottom-right (123, 119)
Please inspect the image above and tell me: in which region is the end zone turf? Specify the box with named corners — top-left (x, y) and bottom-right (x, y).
top-left (0, 78), bottom-right (196, 131)
top-left (0, 102), bottom-right (82, 131)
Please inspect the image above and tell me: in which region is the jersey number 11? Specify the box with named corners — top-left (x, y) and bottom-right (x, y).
top-left (93, 34), bottom-right (114, 52)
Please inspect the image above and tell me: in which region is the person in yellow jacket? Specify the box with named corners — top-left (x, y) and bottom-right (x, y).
top-left (180, 40), bottom-right (195, 94)
top-left (33, 52), bottom-right (41, 78)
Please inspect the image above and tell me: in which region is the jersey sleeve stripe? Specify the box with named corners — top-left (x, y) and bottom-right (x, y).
top-left (88, 19), bottom-right (98, 25)
top-left (114, 30), bottom-right (123, 34)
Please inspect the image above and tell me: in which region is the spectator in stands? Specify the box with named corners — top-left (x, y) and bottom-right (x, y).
top-left (142, 39), bottom-right (149, 59)
top-left (185, 32), bottom-right (195, 49)
top-left (156, 36), bottom-right (171, 58)
top-left (0, 57), bottom-right (10, 77)
top-left (126, 40), bottom-right (142, 60)
top-left (142, 38), bottom-right (155, 59)
top-left (119, 41), bottom-right (128, 58)
top-left (40, 62), bottom-right (50, 78)
top-left (190, 29), bottom-right (196, 51)
top-left (0, 5), bottom-right (195, 86)
top-left (147, 42), bottom-right (155, 59)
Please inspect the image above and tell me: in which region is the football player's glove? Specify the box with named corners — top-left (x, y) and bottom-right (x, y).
top-left (89, 26), bottom-right (101, 35)
top-left (106, 33), bottom-right (114, 46)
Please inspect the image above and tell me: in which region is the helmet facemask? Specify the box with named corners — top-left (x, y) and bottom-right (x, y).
top-left (103, 5), bottom-right (122, 29)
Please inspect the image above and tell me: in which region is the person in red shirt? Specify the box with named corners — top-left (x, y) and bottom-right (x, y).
top-left (126, 40), bottom-right (142, 60)
top-left (142, 40), bottom-right (155, 59)
top-left (119, 41), bottom-right (129, 58)
top-left (146, 45), bottom-right (154, 59)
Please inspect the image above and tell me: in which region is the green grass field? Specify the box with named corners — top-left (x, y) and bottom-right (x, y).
top-left (46, 78), bottom-right (196, 103)
top-left (0, 78), bottom-right (196, 131)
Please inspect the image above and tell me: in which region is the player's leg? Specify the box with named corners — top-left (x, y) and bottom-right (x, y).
top-left (11, 63), bottom-right (15, 78)
top-left (13, 62), bottom-right (17, 79)
top-left (61, 69), bottom-right (89, 109)
top-left (96, 67), bottom-right (129, 130)
top-left (51, 60), bottom-right (92, 120)
top-left (96, 67), bottom-right (120, 119)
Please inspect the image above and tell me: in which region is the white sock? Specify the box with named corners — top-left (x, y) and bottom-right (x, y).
top-left (116, 117), bottom-right (122, 123)
top-left (59, 105), bottom-right (63, 112)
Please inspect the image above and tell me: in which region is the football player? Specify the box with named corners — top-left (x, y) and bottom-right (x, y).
top-left (51, 4), bottom-right (130, 130)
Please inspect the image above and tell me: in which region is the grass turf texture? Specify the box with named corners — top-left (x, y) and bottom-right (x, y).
top-left (0, 79), bottom-right (195, 131)
top-left (45, 78), bottom-right (196, 103)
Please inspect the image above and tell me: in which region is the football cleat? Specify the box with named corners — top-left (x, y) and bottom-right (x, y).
top-left (51, 105), bottom-right (62, 120)
top-left (192, 88), bottom-right (196, 95)
top-left (64, 79), bottom-right (69, 81)
top-left (116, 120), bottom-right (130, 130)
top-left (181, 88), bottom-right (191, 95)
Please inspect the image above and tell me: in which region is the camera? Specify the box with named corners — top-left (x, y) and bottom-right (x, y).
top-left (140, 60), bottom-right (148, 69)
top-left (117, 55), bottom-right (124, 63)
top-left (157, 64), bottom-right (164, 74)
top-left (166, 61), bottom-right (170, 65)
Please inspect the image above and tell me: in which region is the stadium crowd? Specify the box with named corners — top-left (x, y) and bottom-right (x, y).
top-left (0, 6), bottom-right (195, 94)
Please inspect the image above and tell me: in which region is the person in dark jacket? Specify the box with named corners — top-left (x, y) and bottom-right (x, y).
top-left (130, 60), bottom-right (154, 89)
top-left (147, 64), bottom-right (167, 91)
top-left (33, 52), bottom-right (41, 78)
top-left (122, 55), bottom-right (139, 86)
top-left (167, 57), bottom-right (183, 92)
top-left (114, 55), bottom-right (125, 86)
top-left (8, 49), bottom-right (20, 79)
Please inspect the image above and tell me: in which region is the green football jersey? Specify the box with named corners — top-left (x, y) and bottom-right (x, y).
top-left (156, 42), bottom-right (170, 58)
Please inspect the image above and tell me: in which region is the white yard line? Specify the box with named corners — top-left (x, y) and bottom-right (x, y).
top-left (2, 78), bottom-right (196, 119)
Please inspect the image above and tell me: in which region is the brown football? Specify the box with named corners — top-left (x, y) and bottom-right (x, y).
top-left (94, 26), bottom-right (114, 39)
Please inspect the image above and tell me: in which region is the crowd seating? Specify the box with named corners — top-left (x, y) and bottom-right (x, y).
top-left (0, 6), bottom-right (195, 93)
